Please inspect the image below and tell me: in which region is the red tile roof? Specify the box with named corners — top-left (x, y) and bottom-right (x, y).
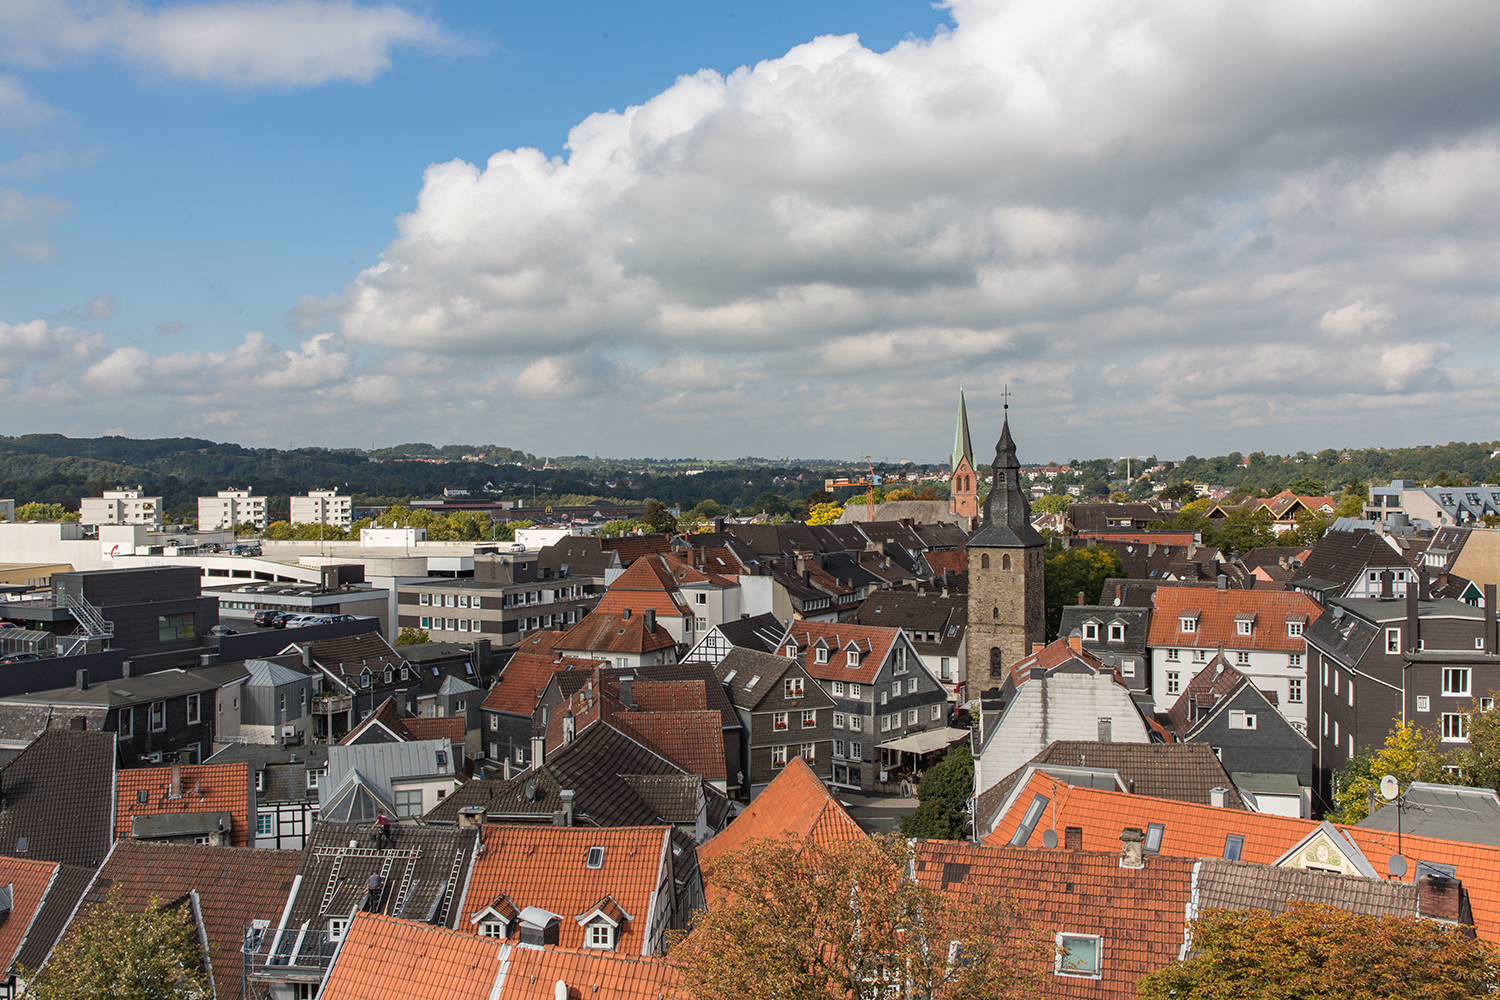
top-left (924, 549), bottom-right (968, 576)
top-left (985, 772), bottom-right (1500, 943)
top-left (114, 762), bottom-right (253, 847)
top-left (1146, 586), bottom-right (1321, 652)
top-left (599, 535), bottom-right (672, 566)
top-left (484, 652), bottom-right (605, 717)
top-left (459, 825), bottom-right (672, 954)
top-left (0, 856), bottom-right (61, 974)
top-left (320, 912), bottom-right (505, 1000)
top-left (496, 943), bottom-right (679, 1000)
top-left (542, 671), bottom-right (725, 779)
top-left (614, 710), bottom-right (726, 782)
top-left (781, 622), bottom-right (902, 685)
top-left (403, 716), bottom-right (467, 744)
top-left (1003, 637), bottom-right (1123, 690)
top-left (558, 613), bottom-right (678, 657)
top-left (594, 556), bottom-right (693, 621)
top-left (626, 679), bottom-right (708, 713)
top-left (89, 840), bottom-right (303, 1000)
top-left (697, 757), bottom-right (863, 873)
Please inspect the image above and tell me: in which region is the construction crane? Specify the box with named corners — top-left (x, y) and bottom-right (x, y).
top-left (824, 456), bottom-right (883, 521)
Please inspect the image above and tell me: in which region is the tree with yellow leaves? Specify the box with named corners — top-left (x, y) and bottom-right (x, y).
top-left (805, 502), bottom-right (845, 526)
top-left (1330, 719), bottom-right (1456, 824)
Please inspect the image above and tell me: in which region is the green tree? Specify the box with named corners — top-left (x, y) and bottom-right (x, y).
top-left (1158, 482), bottom-right (1199, 505)
top-left (1136, 902), bottom-right (1499, 1000)
top-left (748, 492), bottom-right (791, 517)
top-left (599, 518), bottom-right (642, 538)
top-left (642, 500), bottom-right (679, 534)
top-left (900, 745), bottom-right (972, 840)
top-left (1456, 692), bottom-right (1500, 791)
top-left (1330, 720), bottom-right (1455, 824)
top-left (395, 627), bottom-right (430, 646)
top-left (1286, 475), bottom-right (1327, 495)
top-left (1210, 506), bottom-right (1277, 555)
top-left (1032, 495), bottom-right (1070, 516)
top-left (13, 502), bottom-right (78, 522)
top-left (1043, 544), bottom-right (1126, 641)
top-left (1277, 510), bottom-right (1332, 547)
top-left (1335, 477), bottom-right (1368, 519)
top-left (669, 833), bottom-right (1046, 1000)
top-left (25, 884), bottom-right (211, 1000)
top-left (806, 502), bottom-right (844, 526)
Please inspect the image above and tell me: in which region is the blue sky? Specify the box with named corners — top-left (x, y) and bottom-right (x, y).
top-left (3, 1), bottom-right (1499, 463)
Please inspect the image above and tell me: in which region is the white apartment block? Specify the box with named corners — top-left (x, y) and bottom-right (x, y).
top-left (80, 488), bottom-right (163, 527)
top-left (290, 491), bottom-right (352, 527)
top-left (197, 490), bottom-right (267, 530)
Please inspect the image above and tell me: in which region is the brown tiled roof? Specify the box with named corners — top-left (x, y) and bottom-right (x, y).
top-left (459, 825), bottom-right (671, 952)
top-left (403, 716), bottom-right (467, 744)
top-left (599, 534), bottom-right (672, 566)
top-left (924, 548), bottom-right (969, 576)
top-left (484, 653), bottom-right (602, 717)
top-left (1291, 529), bottom-right (1410, 590)
top-left (782, 622), bottom-right (902, 685)
top-left (614, 711), bottom-right (726, 782)
top-left (625, 679), bottom-right (707, 713)
top-left (629, 664), bottom-right (740, 731)
top-left (115, 762), bottom-right (254, 847)
top-left (1194, 857), bottom-right (1416, 918)
top-left (1146, 586), bottom-right (1322, 652)
top-left (515, 630), bottom-right (570, 653)
top-left (296, 631), bottom-right (406, 680)
top-left (914, 840), bottom-right (1194, 997)
top-left (320, 912), bottom-right (503, 1000)
top-left (87, 841), bottom-right (302, 1000)
top-left (0, 856), bottom-right (63, 974)
top-left (697, 757), bottom-right (862, 872)
top-left (340, 697), bottom-right (406, 743)
top-left (1166, 654), bottom-right (1248, 736)
top-left (593, 556), bottom-right (693, 621)
top-left (497, 944), bottom-right (679, 1000)
top-left (558, 613), bottom-right (677, 657)
top-left (0, 730), bottom-right (117, 867)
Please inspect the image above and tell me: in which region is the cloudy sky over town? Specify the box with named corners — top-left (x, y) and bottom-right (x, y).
top-left (2, 0), bottom-right (1497, 462)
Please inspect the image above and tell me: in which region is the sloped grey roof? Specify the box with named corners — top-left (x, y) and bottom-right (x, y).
top-left (1194, 858), bottom-right (1415, 918)
top-left (713, 647), bottom-right (796, 711)
top-left (323, 738), bottom-right (454, 808)
top-left (1356, 781), bottom-right (1500, 846)
top-left (836, 501), bottom-right (962, 525)
top-left (244, 657), bottom-right (310, 688)
top-left (436, 674), bottom-right (479, 696)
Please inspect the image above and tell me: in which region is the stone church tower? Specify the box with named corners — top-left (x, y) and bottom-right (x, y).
top-left (949, 386), bottom-right (979, 525)
top-left (965, 404), bottom-right (1046, 685)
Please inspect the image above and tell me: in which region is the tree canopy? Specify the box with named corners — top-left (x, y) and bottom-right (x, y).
top-left (1043, 543), bottom-right (1126, 641)
top-left (1330, 720), bottom-right (1457, 823)
top-left (1136, 902), bottom-right (1500, 999)
top-left (670, 833), bottom-right (1046, 1000)
top-left (900, 745), bottom-right (973, 840)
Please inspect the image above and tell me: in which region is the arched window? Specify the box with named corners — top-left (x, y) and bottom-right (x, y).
top-left (1002, 554), bottom-right (1011, 570)
top-left (980, 553), bottom-right (990, 569)
top-left (992, 607), bottom-right (999, 619)
top-left (990, 647), bottom-right (1004, 674)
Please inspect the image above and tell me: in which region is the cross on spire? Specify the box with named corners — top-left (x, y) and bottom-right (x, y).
top-left (1001, 383), bottom-right (1011, 411)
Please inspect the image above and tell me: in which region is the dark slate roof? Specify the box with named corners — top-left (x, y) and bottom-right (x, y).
top-left (397, 641), bottom-right (479, 665)
top-left (422, 778), bottom-right (508, 825)
top-left (1303, 604), bottom-right (1383, 668)
top-left (1063, 502), bottom-right (1166, 533)
top-left (206, 743), bottom-right (330, 769)
top-left (1194, 858), bottom-right (1416, 918)
top-left (851, 589), bottom-right (966, 658)
top-left (1291, 530), bottom-right (1411, 593)
top-left (701, 613), bottom-right (788, 657)
top-left (287, 822), bottom-right (479, 928)
top-left (1355, 782), bottom-right (1500, 846)
top-left (537, 535), bottom-right (619, 578)
top-left (0, 730), bottom-right (116, 867)
top-left (1058, 606), bottom-right (1151, 656)
top-left (1085, 539), bottom-right (1224, 583)
top-left (13, 863), bottom-right (96, 974)
top-left (621, 774), bottom-right (701, 824)
top-left (0, 706), bottom-right (109, 748)
top-left (0, 665), bottom-right (241, 710)
top-left (1238, 546), bottom-right (1310, 575)
top-left (292, 631), bottom-right (406, 681)
top-left (1097, 578), bottom-right (1218, 608)
top-left (713, 648), bottom-right (797, 712)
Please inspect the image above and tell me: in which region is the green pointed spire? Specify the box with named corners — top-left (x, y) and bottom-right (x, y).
top-left (952, 384), bottom-right (974, 473)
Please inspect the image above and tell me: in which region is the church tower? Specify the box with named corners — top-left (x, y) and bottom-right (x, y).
top-left (965, 399), bottom-right (1046, 685)
top-left (949, 386), bottom-right (979, 525)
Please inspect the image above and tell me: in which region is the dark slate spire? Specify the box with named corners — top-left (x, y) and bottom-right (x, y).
top-left (967, 403), bottom-right (1044, 549)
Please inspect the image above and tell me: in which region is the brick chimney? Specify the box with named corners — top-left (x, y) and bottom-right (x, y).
top-left (1119, 827), bottom-right (1145, 869)
top-left (1417, 872), bottom-right (1465, 924)
top-left (1064, 826), bottom-right (1083, 850)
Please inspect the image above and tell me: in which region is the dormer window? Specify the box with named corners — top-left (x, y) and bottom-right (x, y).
top-left (479, 920), bottom-right (506, 938)
top-left (1235, 620), bottom-right (1252, 636)
top-left (815, 648), bottom-right (829, 664)
top-left (1108, 624), bottom-right (1125, 642)
top-left (1179, 616), bottom-right (1198, 633)
top-left (1083, 622), bottom-right (1099, 641)
top-left (847, 649), bottom-right (860, 667)
top-left (587, 922), bottom-right (614, 949)
top-left (785, 643), bottom-right (799, 658)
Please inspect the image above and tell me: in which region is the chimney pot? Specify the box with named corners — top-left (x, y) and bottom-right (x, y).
top-left (1077, 590), bottom-right (1085, 606)
top-left (1064, 826), bottom-right (1083, 851)
top-left (75, 669), bottom-right (89, 691)
top-left (560, 788), bottom-right (575, 827)
top-left (1210, 787), bottom-right (1228, 808)
top-left (170, 762), bottom-right (182, 798)
top-left (643, 609), bottom-right (655, 632)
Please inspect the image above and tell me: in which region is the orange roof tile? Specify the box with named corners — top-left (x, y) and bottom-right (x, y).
top-left (321, 912), bottom-right (504, 1000)
top-left (459, 825), bottom-right (672, 954)
top-left (483, 653), bottom-right (602, 717)
top-left (614, 711), bottom-right (726, 781)
top-left (986, 772), bottom-right (1500, 943)
top-left (558, 613), bottom-right (678, 657)
top-left (781, 622), bottom-right (902, 685)
top-left (924, 549), bottom-right (969, 576)
top-left (1003, 637), bottom-right (1125, 690)
top-left (625, 679), bottom-right (708, 714)
top-left (403, 716), bottom-right (467, 744)
top-left (1146, 586), bottom-right (1322, 652)
top-left (0, 856), bottom-right (60, 973)
top-left (697, 757), bottom-right (863, 873)
top-left (496, 943), bottom-right (679, 1000)
top-left (593, 556), bottom-right (693, 621)
top-left (114, 762), bottom-right (253, 847)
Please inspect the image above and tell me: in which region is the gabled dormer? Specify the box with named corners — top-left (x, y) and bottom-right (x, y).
top-left (470, 894), bottom-right (519, 938)
top-left (575, 895), bottom-right (632, 950)
top-left (812, 637), bottom-right (830, 664)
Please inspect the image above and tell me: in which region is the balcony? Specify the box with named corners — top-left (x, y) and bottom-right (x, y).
top-left (244, 925), bottom-right (338, 986)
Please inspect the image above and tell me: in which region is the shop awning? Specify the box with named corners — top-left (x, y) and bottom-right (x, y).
top-left (877, 728), bottom-right (969, 756)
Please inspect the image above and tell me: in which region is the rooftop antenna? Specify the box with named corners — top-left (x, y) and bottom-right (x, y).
top-left (1040, 780), bottom-right (1059, 848)
top-left (1381, 774), bottom-right (1407, 878)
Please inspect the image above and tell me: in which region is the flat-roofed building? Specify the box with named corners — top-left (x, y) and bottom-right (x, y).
top-left (197, 489), bottom-right (267, 530)
top-left (290, 491), bottom-right (352, 527)
top-left (80, 487), bottom-right (162, 527)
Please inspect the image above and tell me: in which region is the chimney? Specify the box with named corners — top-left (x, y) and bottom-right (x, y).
top-left (643, 609), bottom-right (655, 632)
top-left (1077, 590), bottom-right (1085, 606)
top-left (530, 735), bottom-right (545, 768)
top-left (200, 652), bottom-right (220, 667)
top-left (713, 516), bottom-right (725, 533)
top-left (75, 669), bottom-right (89, 691)
top-left (1417, 872), bottom-right (1464, 923)
top-left (1406, 586), bottom-right (1419, 654)
top-left (1216, 574), bottom-right (1227, 590)
top-left (170, 762), bottom-right (182, 798)
top-left (301, 645), bottom-right (313, 669)
top-left (1064, 826), bottom-right (1083, 851)
top-left (1067, 632), bottom-right (1083, 654)
top-left (622, 607), bottom-right (631, 620)
top-left (1210, 787), bottom-right (1228, 808)
top-left (1418, 571), bottom-right (1430, 601)
top-left (560, 788), bottom-right (575, 827)
top-left (1119, 827), bottom-right (1145, 869)
top-left (1486, 584), bottom-right (1497, 654)
top-left (121, 660), bottom-right (133, 678)
top-left (562, 710), bottom-right (576, 744)
top-left (619, 676), bottom-right (634, 709)
top-left (1379, 570), bottom-right (1394, 599)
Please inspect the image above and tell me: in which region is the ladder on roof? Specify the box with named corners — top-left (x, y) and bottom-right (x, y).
top-left (434, 850), bottom-right (465, 927)
top-left (389, 853), bottom-right (418, 915)
top-left (318, 850), bottom-right (347, 916)
top-left (372, 854), bottom-right (396, 911)
top-left (392, 879), bottom-right (420, 919)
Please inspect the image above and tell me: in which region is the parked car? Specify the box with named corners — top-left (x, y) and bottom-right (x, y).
top-left (0, 653), bottom-right (40, 664)
top-left (323, 614), bottom-right (357, 623)
top-left (254, 610), bottom-right (281, 628)
top-left (0, 622), bottom-right (22, 630)
top-left (270, 612), bottom-right (300, 629)
top-left (231, 544), bottom-right (262, 556)
top-left (283, 615), bottom-right (327, 629)
top-left (207, 625), bottom-right (239, 636)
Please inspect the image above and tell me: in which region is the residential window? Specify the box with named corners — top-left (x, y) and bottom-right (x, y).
top-left (695, 617), bottom-right (707, 631)
top-left (1179, 616), bottom-right (1197, 633)
top-left (420, 616), bottom-right (431, 629)
top-left (1166, 648), bottom-right (1180, 661)
top-left (1236, 620), bottom-right (1253, 636)
top-left (695, 592), bottom-right (707, 606)
top-left (1121, 660), bottom-right (1136, 678)
top-left (1288, 653), bottom-right (1303, 668)
top-left (785, 677), bottom-right (805, 698)
top-left (850, 741), bottom-right (862, 759)
top-left (880, 691), bottom-right (888, 706)
top-left (1288, 679), bottom-right (1303, 704)
top-left (1223, 835), bottom-right (1245, 861)
top-left (1235, 652), bottom-right (1250, 665)
top-left (307, 768), bottom-right (324, 790)
top-left (1287, 621), bottom-right (1304, 637)
top-left (588, 923), bottom-right (613, 949)
top-left (895, 647), bottom-right (908, 673)
top-left (799, 743), bottom-right (815, 761)
top-left (514, 746), bottom-right (525, 764)
top-left (255, 770), bottom-right (264, 792)
top-left (1056, 934), bottom-right (1103, 979)
top-left (847, 650), bottom-right (860, 667)
top-left (186, 694), bottom-right (201, 725)
top-left (1144, 823), bottom-right (1165, 855)
top-left (1228, 711), bottom-right (1257, 730)
top-left (1443, 668), bottom-right (1471, 697)
top-left (907, 678), bottom-right (918, 694)
top-left (150, 701), bottom-right (166, 732)
top-left (834, 740), bottom-right (846, 758)
top-left (891, 681), bottom-right (902, 699)
top-left (907, 708), bottom-right (918, 726)
top-left (445, 594), bottom-right (456, 608)
top-left (1083, 622), bottom-right (1099, 641)
top-left (833, 713), bottom-right (845, 729)
top-left (1166, 671), bottom-right (1181, 695)
top-left (940, 657), bottom-right (952, 680)
top-left (1483, 698), bottom-right (1496, 712)
top-left (458, 619), bottom-right (469, 632)
top-left (479, 921), bottom-right (505, 939)
top-left (832, 681), bottom-right (845, 697)
top-left (1442, 714), bottom-right (1468, 742)
top-left (1109, 623), bottom-right (1125, 642)
top-left (802, 710), bottom-right (817, 728)
top-left (1009, 793), bottom-right (1049, 847)
top-left (1386, 628), bottom-right (1401, 653)
top-left (773, 712), bottom-right (789, 732)
top-left (489, 714), bottom-right (499, 731)
top-left (849, 715), bottom-right (862, 732)
top-left (394, 788), bottom-right (423, 817)
top-left (930, 704), bottom-right (942, 721)
top-left (328, 918), bottom-right (349, 942)
top-left (256, 814), bottom-right (273, 836)
top-left (1193, 649), bottom-right (1207, 662)
top-left (771, 745), bottom-right (788, 768)
top-left (880, 715), bottom-right (890, 733)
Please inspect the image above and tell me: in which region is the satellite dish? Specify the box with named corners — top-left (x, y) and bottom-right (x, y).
top-left (1380, 775), bottom-right (1400, 802)
top-left (1042, 828), bottom-right (1058, 849)
top-left (555, 981), bottom-right (569, 1000)
top-left (1389, 854), bottom-right (1408, 878)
